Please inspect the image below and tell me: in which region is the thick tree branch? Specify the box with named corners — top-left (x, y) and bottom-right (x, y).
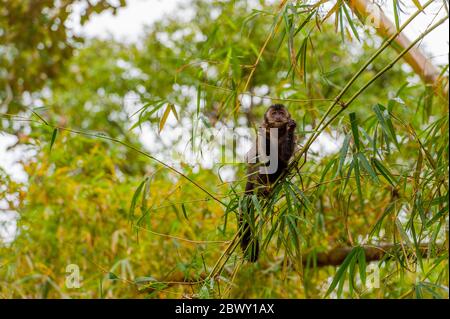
top-left (347, 0), bottom-right (447, 91)
top-left (306, 243), bottom-right (437, 267)
top-left (137, 243), bottom-right (441, 293)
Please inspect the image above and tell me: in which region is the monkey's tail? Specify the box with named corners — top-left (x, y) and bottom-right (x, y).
top-left (239, 219), bottom-right (260, 262)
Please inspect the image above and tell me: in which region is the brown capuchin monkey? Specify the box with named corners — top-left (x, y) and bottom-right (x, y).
top-left (240, 104), bottom-right (297, 262)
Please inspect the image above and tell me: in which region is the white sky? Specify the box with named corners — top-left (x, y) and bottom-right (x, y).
top-left (72, 0), bottom-right (449, 64)
top-left (69, 0), bottom-right (188, 41)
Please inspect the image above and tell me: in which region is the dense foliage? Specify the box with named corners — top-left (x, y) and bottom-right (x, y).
top-left (0, 0), bottom-right (448, 298)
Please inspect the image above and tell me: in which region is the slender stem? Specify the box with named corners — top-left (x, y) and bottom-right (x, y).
top-left (294, 0), bottom-right (435, 160)
top-left (212, 12), bottom-right (449, 282)
top-left (345, 16), bottom-right (448, 108)
top-left (0, 114), bottom-right (227, 207)
top-left (319, 15), bottom-right (448, 140)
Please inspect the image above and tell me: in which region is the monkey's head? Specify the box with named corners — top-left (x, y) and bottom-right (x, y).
top-left (263, 104), bottom-right (291, 128)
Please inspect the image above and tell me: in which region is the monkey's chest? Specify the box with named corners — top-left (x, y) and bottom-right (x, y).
top-left (257, 161), bottom-right (288, 183)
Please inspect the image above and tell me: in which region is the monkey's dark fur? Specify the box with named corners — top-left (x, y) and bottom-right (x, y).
top-left (240, 104), bottom-right (296, 262)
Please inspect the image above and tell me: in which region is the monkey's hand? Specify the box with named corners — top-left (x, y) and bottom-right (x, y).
top-left (287, 119), bottom-right (297, 132)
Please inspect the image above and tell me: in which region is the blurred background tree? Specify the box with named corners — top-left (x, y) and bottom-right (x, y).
top-left (0, 0), bottom-right (448, 298)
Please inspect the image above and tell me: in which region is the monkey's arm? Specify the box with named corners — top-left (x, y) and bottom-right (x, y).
top-left (279, 120), bottom-right (296, 163)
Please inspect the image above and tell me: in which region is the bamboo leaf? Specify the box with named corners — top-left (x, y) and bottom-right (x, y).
top-left (349, 112), bottom-right (360, 151)
top-left (251, 194), bottom-right (262, 215)
top-left (196, 84), bottom-right (202, 116)
top-left (108, 272), bottom-right (119, 280)
top-left (369, 202), bottom-right (395, 238)
top-left (412, 0), bottom-right (423, 10)
top-left (371, 158), bottom-right (397, 186)
top-left (342, 3), bottom-right (360, 42)
top-left (294, 9), bottom-right (316, 35)
top-left (338, 133), bottom-right (351, 175)
top-left (395, 218), bottom-right (413, 248)
top-left (339, 5), bottom-right (345, 42)
top-left (170, 104), bottom-right (179, 121)
top-left (159, 104), bottom-right (173, 132)
top-left (129, 100), bottom-right (165, 131)
top-left (181, 203), bottom-right (188, 221)
top-left (353, 156), bottom-right (363, 208)
top-left (129, 178), bottom-right (148, 222)
top-left (326, 247), bottom-right (358, 297)
top-left (49, 128), bottom-right (57, 152)
top-left (357, 153), bottom-right (380, 183)
top-left (358, 247), bottom-right (367, 285)
top-left (322, 2), bottom-right (339, 23)
top-left (300, 37), bottom-right (308, 83)
top-left (31, 109), bottom-right (48, 125)
top-left (413, 150), bottom-right (423, 191)
top-left (373, 104), bottom-right (399, 149)
top-left (393, 0), bottom-right (400, 31)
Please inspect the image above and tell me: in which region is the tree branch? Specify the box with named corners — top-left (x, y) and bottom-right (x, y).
top-left (136, 243), bottom-right (442, 294)
top-left (305, 243), bottom-right (440, 267)
top-left (347, 0), bottom-right (446, 91)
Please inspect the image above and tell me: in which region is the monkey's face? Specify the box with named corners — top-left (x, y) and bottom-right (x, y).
top-left (264, 105), bottom-right (291, 128)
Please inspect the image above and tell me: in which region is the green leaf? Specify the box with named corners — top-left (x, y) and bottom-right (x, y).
top-left (339, 5), bottom-right (345, 42)
top-left (371, 158), bottom-right (397, 186)
top-left (31, 109), bottom-right (48, 125)
top-left (353, 156), bottom-right (363, 208)
top-left (251, 194), bottom-right (262, 214)
top-left (413, 150), bottom-right (423, 191)
top-left (342, 3), bottom-right (360, 42)
top-left (357, 153), bottom-right (380, 183)
top-left (129, 100), bottom-right (165, 131)
top-left (284, 184), bottom-right (294, 214)
top-left (108, 272), bottom-right (119, 280)
top-left (373, 104), bottom-right (399, 150)
top-left (326, 247), bottom-right (358, 297)
top-left (181, 203), bottom-right (188, 221)
top-left (49, 128), bottom-right (57, 152)
top-left (426, 205), bottom-right (449, 227)
top-left (196, 84), bottom-right (202, 116)
top-left (348, 253), bottom-right (357, 295)
top-left (289, 182), bottom-right (312, 212)
top-left (338, 133), bottom-right (351, 175)
top-left (369, 202), bottom-right (395, 238)
top-left (294, 9), bottom-right (316, 36)
top-left (129, 178), bottom-right (148, 222)
top-left (349, 112), bottom-right (360, 151)
top-left (358, 248), bottom-right (367, 285)
top-left (395, 218), bottom-right (413, 248)
top-left (392, 0), bottom-right (400, 31)
top-left (297, 36), bottom-right (308, 83)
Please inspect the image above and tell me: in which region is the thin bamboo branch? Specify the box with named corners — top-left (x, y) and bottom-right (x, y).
top-left (320, 15), bottom-right (448, 136)
top-left (0, 113), bottom-right (226, 207)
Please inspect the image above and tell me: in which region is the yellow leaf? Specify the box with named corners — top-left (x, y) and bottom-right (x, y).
top-left (323, 1), bottom-right (339, 23)
top-left (170, 104), bottom-right (179, 121)
top-left (412, 0), bottom-right (423, 10)
top-left (159, 104), bottom-right (172, 132)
